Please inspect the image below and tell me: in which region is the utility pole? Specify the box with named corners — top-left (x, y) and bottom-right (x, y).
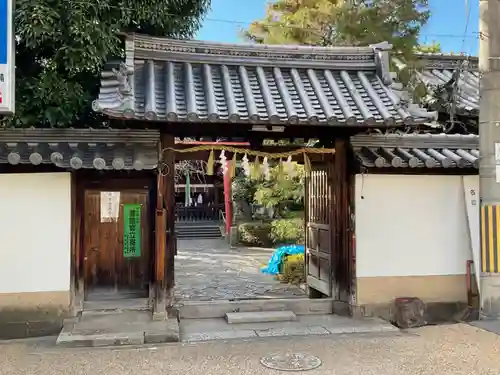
top-left (479, 0), bottom-right (500, 318)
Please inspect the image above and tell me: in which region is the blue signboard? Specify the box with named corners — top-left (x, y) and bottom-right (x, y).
top-left (0, 0), bottom-right (7, 65)
top-left (0, 0), bottom-right (14, 115)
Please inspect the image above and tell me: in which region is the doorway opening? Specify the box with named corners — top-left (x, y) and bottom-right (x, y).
top-left (172, 140), bottom-right (355, 314)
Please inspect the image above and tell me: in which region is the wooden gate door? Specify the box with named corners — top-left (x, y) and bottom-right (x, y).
top-left (305, 162), bottom-right (334, 296)
top-left (84, 190), bottom-right (150, 299)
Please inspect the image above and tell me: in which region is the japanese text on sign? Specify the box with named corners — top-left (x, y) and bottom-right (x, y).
top-left (123, 204), bottom-right (141, 258)
top-left (100, 192), bottom-right (120, 222)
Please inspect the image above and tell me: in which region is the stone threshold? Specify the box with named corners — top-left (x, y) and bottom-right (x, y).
top-left (175, 297), bottom-right (334, 319)
top-left (179, 314), bottom-right (400, 343)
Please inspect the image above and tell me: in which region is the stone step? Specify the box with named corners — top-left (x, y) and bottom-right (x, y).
top-left (176, 233), bottom-right (222, 239)
top-left (83, 298), bottom-right (150, 313)
top-left (176, 229), bottom-right (221, 234)
top-left (176, 226), bottom-right (222, 239)
top-left (225, 310), bottom-right (297, 324)
top-left (176, 220), bottom-right (220, 225)
top-left (179, 315), bottom-right (400, 343)
top-left (176, 232), bottom-right (221, 236)
top-left (176, 298), bottom-right (333, 319)
top-left (175, 223), bottom-right (221, 228)
top-left (175, 224), bottom-right (220, 229)
top-left (56, 311), bottom-right (180, 348)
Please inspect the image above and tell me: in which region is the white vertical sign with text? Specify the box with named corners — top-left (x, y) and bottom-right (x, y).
top-left (0, 0), bottom-right (14, 115)
top-left (462, 176), bottom-right (480, 293)
top-left (100, 192), bottom-right (120, 222)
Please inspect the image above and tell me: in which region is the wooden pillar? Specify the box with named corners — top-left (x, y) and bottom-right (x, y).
top-left (153, 132), bottom-right (175, 319)
top-left (70, 171), bottom-right (84, 314)
top-left (332, 138), bottom-right (353, 303)
top-left (154, 167), bottom-right (167, 318)
top-left (223, 160), bottom-right (232, 236)
top-left (162, 133), bottom-right (176, 306)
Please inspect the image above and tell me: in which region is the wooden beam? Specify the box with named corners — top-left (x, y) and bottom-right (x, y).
top-left (132, 119), bottom-right (361, 140)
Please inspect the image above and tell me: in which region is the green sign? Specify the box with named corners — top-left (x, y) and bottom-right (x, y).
top-left (123, 204), bottom-right (141, 258)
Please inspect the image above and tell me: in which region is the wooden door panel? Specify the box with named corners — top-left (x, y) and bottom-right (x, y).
top-left (305, 165), bottom-right (333, 296)
top-left (84, 192), bottom-right (109, 289)
top-left (84, 190), bottom-right (150, 298)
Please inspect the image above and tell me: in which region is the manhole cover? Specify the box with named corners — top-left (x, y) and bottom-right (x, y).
top-left (260, 353), bottom-right (322, 371)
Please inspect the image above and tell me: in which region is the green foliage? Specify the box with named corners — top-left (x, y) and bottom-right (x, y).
top-left (237, 222), bottom-right (272, 247)
top-left (244, 0), bottom-right (433, 101)
top-left (269, 218), bottom-right (305, 245)
top-left (237, 218), bottom-right (305, 247)
top-left (232, 176), bottom-right (258, 205)
top-left (253, 164), bottom-right (305, 216)
top-left (7, 0), bottom-right (209, 128)
top-left (245, 0), bottom-right (430, 57)
top-left (232, 163), bottom-right (305, 218)
top-left (277, 254), bottom-right (305, 284)
top-left (415, 41), bottom-right (441, 53)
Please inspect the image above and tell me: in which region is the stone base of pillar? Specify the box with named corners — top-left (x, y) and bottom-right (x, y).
top-left (228, 225), bottom-right (238, 248)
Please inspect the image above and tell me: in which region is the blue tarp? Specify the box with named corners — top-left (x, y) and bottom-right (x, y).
top-left (261, 244), bottom-right (304, 275)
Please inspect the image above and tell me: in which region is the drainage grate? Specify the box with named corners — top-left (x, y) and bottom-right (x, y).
top-left (260, 353), bottom-right (322, 371)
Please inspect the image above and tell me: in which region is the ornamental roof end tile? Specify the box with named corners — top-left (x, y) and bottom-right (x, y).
top-left (0, 129), bottom-right (160, 171)
top-left (351, 133), bottom-right (479, 170)
top-left (93, 34), bottom-right (438, 127)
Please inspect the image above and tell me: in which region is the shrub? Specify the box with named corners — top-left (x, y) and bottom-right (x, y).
top-left (277, 254), bottom-right (305, 284)
top-left (238, 217), bottom-right (305, 247)
top-left (238, 222), bottom-right (272, 246)
top-left (269, 218), bottom-right (305, 245)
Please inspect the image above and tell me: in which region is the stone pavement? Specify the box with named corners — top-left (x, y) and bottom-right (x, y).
top-left (179, 314), bottom-right (398, 342)
top-left (2, 324), bottom-right (500, 374)
top-left (174, 239), bottom-right (305, 302)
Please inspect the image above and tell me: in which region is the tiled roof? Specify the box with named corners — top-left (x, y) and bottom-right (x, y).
top-left (351, 133), bottom-right (479, 169)
top-left (92, 34), bottom-right (437, 127)
top-left (415, 54), bottom-right (479, 115)
top-left (0, 129), bottom-right (159, 170)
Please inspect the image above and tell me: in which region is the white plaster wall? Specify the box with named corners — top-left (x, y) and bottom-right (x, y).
top-left (355, 174), bottom-right (475, 278)
top-left (0, 173), bottom-right (71, 293)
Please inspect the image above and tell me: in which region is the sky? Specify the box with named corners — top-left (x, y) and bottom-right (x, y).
top-left (196, 0), bottom-right (479, 56)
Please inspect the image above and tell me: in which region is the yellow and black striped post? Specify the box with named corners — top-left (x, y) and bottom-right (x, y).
top-left (481, 204), bottom-right (500, 273)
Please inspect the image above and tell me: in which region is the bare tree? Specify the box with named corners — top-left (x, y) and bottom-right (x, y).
top-left (172, 137), bottom-right (208, 184)
top-left (174, 160), bottom-right (208, 184)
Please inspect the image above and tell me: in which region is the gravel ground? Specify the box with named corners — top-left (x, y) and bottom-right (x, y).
top-left (0, 323), bottom-right (499, 375)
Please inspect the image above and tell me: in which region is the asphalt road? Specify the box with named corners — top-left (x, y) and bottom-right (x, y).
top-left (0, 323), bottom-right (499, 375)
